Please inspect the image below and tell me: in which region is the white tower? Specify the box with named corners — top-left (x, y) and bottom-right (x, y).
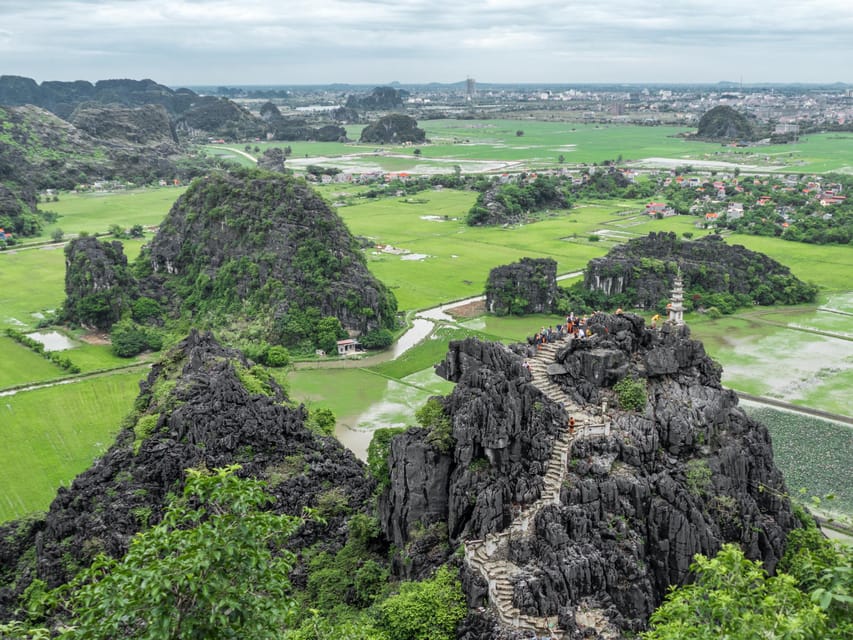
top-left (668, 275), bottom-right (685, 326)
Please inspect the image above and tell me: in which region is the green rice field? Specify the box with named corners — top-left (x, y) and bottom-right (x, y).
top-left (210, 121), bottom-right (853, 176)
top-left (0, 371), bottom-right (144, 522)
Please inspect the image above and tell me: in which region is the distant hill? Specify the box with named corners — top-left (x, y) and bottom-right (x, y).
top-left (0, 76), bottom-right (195, 120)
top-left (0, 103), bottom-right (223, 238)
top-left (360, 114), bottom-right (425, 144)
top-left (695, 105), bottom-right (760, 141)
top-left (346, 86), bottom-right (407, 110)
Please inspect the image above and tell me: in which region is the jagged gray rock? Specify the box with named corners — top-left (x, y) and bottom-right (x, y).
top-left (381, 313), bottom-right (797, 638)
top-left (485, 257), bottom-right (559, 316)
top-left (0, 331), bottom-right (374, 619)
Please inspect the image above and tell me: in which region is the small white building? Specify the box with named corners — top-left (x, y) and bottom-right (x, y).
top-left (336, 339), bottom-right (358, 356)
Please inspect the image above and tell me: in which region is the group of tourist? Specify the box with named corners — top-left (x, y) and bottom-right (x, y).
top-left (530, 312), bottom-right (594, 349)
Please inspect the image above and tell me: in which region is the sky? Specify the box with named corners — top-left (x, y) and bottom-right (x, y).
top-left (1, 0), bottom-right (852, 87)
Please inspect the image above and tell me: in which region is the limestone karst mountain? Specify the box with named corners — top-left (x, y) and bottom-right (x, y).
top-left (61, 169), bottom-right (398, 347)
top-left (0, 331), bottom-right (374, 617)
top-left (582, 231), bottom-right (817, 310)
top-left (381, 313), bottom-right (797, 637)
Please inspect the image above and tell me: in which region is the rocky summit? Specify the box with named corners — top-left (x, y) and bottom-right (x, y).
top-left (0, 331), bottom-right (373, 618)
top-left (381, 313), bottom-right (797, 638)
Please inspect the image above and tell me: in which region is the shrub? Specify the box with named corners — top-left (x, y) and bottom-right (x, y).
top-left (613, 376), bottom-right (647, 411)
top-left (416, 398), bottom-right (453, 453)
top-left (359, 328), bottom-right (393, 350)
top-left (264, 345), bottom-right (290, 367)
top-left (685, 458), bottom-right (712, 497)
top-left (377, 566), bottom-right (466, 640)
top-left (367, 428), bottom-right (405, 490)
top-left (306, 407), bottom-right (336, 436)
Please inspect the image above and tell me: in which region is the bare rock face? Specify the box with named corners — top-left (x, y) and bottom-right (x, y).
top-left (485, 257), bottom-right (559, 315)
top-left (380, 314), bottom-right (797, 636)
top-left (0, 331), bottom-right (373, 617)
top-left (69, 104), bottom-right (178, 146)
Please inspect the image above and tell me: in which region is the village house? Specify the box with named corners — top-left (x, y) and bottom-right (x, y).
top-left (336, 339), bottom-right (358, 356)
top-left (726, 202), bottom-right (744, 220)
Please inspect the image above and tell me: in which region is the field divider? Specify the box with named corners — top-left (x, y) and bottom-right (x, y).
top-left (0, 362), bottom-right (150, 397)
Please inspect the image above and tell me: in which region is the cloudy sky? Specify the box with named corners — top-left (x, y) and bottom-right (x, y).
top-left (1, 0), bottom-right (851, 86)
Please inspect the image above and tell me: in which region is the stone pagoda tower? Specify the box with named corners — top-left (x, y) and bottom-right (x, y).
top-left (668, 274), bottom-right (685, 325)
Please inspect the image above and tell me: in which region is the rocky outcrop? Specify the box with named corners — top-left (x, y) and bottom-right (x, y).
top-left (69, 104), bottom-right (178, 146)
top-left (346, 86), bottom-right (406, 111)
top-left (175, 96), bottom-right (266, 140)
top-left (584, 231), bottom-right (817, 309)
top-left (381, 314), bottom-right (797, 637)
top-left (0, 76), bottom-right (194, 121)
top-left (485, 257), bottom-right (559, 315)
top-left (61, 236), bottom-right (137, 329)
top-left (139, 169), bottom-right (397, 342)
top-left (0, 331), bottom-right (374, 618)
top-left (360, 114), bottom-right (425, 144)
top-left (696, 105), bottom-right (758, 141)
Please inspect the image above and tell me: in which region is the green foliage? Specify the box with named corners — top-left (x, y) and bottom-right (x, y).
top-left (685, 459), bottom-right (713, 497)
top-left (359, 328), bottom-right (394, 350)
top-left (367, 428), bottom-right (406, 490)
top-left (0, 621), bottom-right (51, 639)
top-left (613, 376), bottom-right (647, 412)
top-left (779, 516), bottom-right (853, 636)
top-left (234, 363), bottom-right (276, 396)
top-left (377, 565), bottom-right (466, 640)
top-left (132, 414), bottom-right (160, 454)
top-left (56, 466), bottom-right (301, 640)
top-left (416, 398), bottom-right (454, 453)
top-left (264, 344), bottom-right (291, 367)
top-left (130, 297), bottom-right (162, 323)
top-left (110, 320), bottom-right (162, 358)
top-left (643, 544), bottom-right (827, 640)
top-left (306, 407), bottom-right (336, 436)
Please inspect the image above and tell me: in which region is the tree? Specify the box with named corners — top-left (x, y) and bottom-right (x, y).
top-left (377, 566), bottom-right (466, 640)
top-left (58, 466), bottom-right (301, 640)
top-left (643, 544), bottom-right (827, 640)
top-left (129, 224), bottom-right (144, 238)
top-left (51, 228), bottom-right (64, 243)
top-left (515, 130), bottom-right (524, 137)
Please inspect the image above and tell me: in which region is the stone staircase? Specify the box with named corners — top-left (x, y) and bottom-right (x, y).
top-left (464, 334), bottom-right (610, 638)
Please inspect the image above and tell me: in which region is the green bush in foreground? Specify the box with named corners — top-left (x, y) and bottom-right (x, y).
top-left (55, 466), bottom-right (301, 640)
top-left (377, 566), bottom-right (466, 640)
top-left (644, 544), bottom-right (826, 639)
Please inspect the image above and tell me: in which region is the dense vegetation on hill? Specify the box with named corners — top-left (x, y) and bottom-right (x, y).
top-left (564, 231), bottom-right (818, 314)
top-left (360, 114), bottom-right (426, 144)
top-left (0, 103), bottom-right (228, 238)
top-left (60, 168), bottom-right (398, 356)
top-left (466, 174), bottom-right (568, 225)
top-left (695, 105), bottom-right (760, 141)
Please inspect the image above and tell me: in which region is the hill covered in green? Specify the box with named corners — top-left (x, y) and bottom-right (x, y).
top-left (62, 168), bottom-right (398, 356)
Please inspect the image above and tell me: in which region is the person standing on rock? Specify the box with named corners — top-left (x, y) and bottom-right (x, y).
top-left (569, 416), bottom-right (576, 434)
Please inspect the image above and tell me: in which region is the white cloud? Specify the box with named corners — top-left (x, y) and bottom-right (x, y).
top-left (0, 0), bottom-right (851, 83)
